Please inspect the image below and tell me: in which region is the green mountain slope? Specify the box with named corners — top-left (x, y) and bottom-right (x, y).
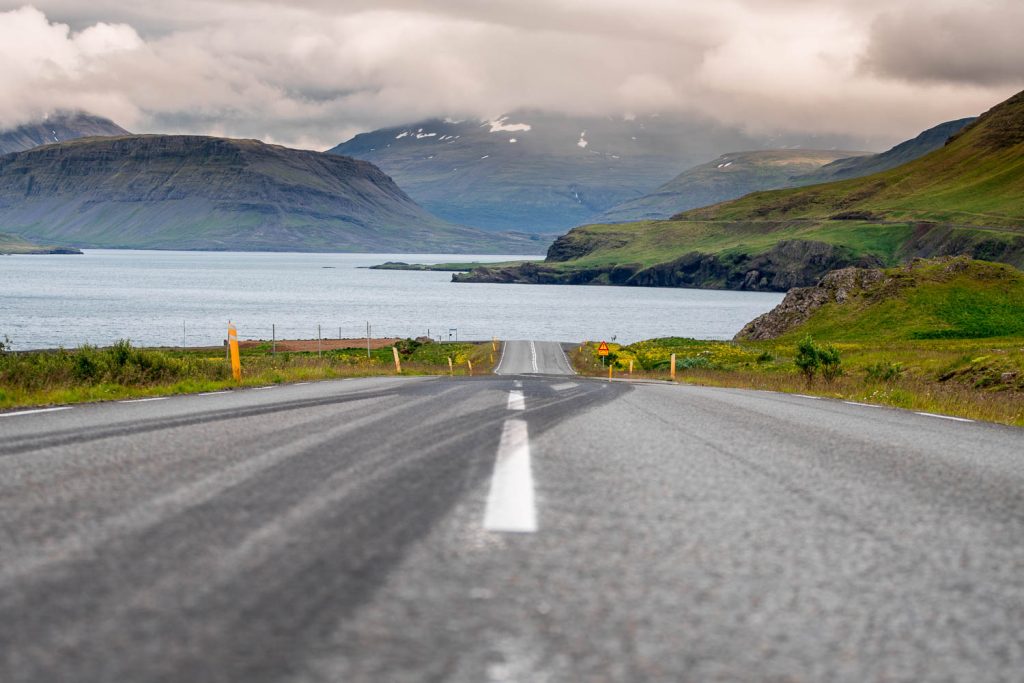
top-left (737, 257), bottom-right (1024, 342)
top-left (793, 118), bottom-right (975, 185)
top-left (0, 112), bottom-right (129, 155)
top-left (0, 135), bottom-right (545, 253)
top-left (599, 149), bottom-right (869, 223)
top-left (456, 90), bottom-right (1024, 290)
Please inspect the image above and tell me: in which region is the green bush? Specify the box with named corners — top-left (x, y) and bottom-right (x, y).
top-left (865, 360), bottom-right (904, 383)
top-left (795, 336), bottom-right (843, 385)
top-left (795, 336), bottom-right (821, 384)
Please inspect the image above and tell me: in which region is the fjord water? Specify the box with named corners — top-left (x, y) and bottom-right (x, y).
top-left (1, 250), bottom-right (782, 350)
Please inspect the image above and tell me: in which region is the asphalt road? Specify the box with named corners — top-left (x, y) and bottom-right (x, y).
top-left (2, 340), bottom-right (1023, 682)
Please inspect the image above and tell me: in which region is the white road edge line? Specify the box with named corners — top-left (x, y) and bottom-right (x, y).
top-left (557, 342), bottom-right (577, 375)
top-left (253, 386), bottom-right (277, 390)
top-left (916, 411), bottom-right (974, 423)
top-left (529, 340), bottom-right (539, 373)
top-left (198, 391), bottom-right (230, 396)
top-left (844, 401), bottom-right (881, 408)
top-left (507, 390), bottom-right (526, 410)
top-left (0, 406), bottom-right (72, 418)
top-left (793, 394), bottom-right (821, 400)
top-left (494, 339), bottom-right (509, 375)
top-left (483, 419), bottom-right (537, 533)
top-left (294, 382), bottom-right (311, 386)
top-left (119, 397), bottom-right (169, 403)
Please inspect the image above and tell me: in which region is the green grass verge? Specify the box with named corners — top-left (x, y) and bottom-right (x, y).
top-left (570, 337), bottom-right (1024, 427)
top-left (0, 339), bottom-right (497, 411)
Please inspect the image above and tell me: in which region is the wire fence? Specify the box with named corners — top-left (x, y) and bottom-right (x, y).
top-left (2, 321), bottom-right (474, 352)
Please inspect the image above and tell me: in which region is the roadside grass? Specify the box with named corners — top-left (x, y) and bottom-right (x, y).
top-left (0, 339), bottom-right (495, 411)
top-left (570, 338), bottom-right (1024, 427)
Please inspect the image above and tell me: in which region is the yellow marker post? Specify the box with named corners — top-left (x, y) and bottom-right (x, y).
top-left (492, 337), bottom-right (498, 352)
top-left (670, 353), bottom-right (676, 380)
top-left (392, 346), bottom-right (402, 373)
top-left (629, 359), bottom-right (634, 376)
top-left (448, 356), bottom-right (454, 376)
top-left (608, 364), bottom-right (613, 382)
top-left (228, 323), bottom-right (241, 381)
top-left (467, 359), bottom-right (474, 376)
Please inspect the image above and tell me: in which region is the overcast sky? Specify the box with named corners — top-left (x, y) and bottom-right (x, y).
top-left (0, 0), bottom-right (1021, 150)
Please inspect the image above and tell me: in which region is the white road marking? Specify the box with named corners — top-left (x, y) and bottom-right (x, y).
top-left (794, 394), bottom-right (821, 400)
top-left (551, 382), bottom-right (578, 392)
top-left (494, 340), bottom-right (509, 374)
top-left (513, 380), bottom-right (522, 388)
top-left (253, 386), bottom-right (277, 390)
top-left (557, 343), bottom-right (577, 375)
top-left (119, 397), bottom-right (169, 403)
top-left (483, 419), bottom-right (537, 533)
top-left (529, 340), bottom-right (539, 373)
top-left (198, 391), bottom-right (230, 396)
top-left (507, 390), bottom-right (525, 410)
top-left (0, 406), bottom-right (71, 418)
top-left (916, 412), bottom-right (973, 423)
top-left (844, 401), bottom-right (881, 408)
top-left (294, 382), bottom-right (311, 386)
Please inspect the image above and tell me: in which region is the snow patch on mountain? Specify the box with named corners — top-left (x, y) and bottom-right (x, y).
top-left (487, 116), bottom-right (531, 133)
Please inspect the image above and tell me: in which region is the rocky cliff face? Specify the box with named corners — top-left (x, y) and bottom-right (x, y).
top-left (454, 239), bottom-right (883, 291)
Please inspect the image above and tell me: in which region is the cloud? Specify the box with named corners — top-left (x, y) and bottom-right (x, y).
top-left (863, 1), bottom-right (1024, 86)
top-left (0, 1), bottom-right (1020, 150)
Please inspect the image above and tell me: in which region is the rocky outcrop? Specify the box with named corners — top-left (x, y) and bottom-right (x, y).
top-left (455, 239), bottom-right (883, 292)
top-left (735, 266), bottom-right (886, 340)
top-left (734, 256), bottom-right (990, 340)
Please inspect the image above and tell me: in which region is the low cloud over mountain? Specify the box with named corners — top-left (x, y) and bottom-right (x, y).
top-left (0, 1), bottom-right (1020, 150)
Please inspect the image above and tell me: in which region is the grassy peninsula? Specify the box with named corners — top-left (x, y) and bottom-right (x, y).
top-left (457, 89), bottom-right (1024, 290)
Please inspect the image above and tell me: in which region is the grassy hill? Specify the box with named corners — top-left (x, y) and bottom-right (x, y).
top-left (456, 90), bottom-right (1024, 290)
top-left (0, 135), bottom-right (545, 253)
top-left (598, 149), bottom-right (869, 223)
top-left (738, 257), bottom-right (1024, 342)
top-left (793, 118), bottom-right (975, 185)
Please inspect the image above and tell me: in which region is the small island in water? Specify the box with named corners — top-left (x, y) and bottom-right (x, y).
top-left (0, 232), bottom-right (81, 255)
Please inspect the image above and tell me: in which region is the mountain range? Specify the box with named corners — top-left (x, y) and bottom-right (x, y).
top-left (598, 118), bottom-right (977, 224)
top-left (0, 135), bottom-right (544, 253)
top-left (329, 111), bottom-right (882, 233)
top-left (453, 89), bottom-right (1024, 291)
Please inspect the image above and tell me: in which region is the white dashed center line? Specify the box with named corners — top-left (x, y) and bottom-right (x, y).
top-left (0, 406), bottom-right (72, 418)
top-left (507, 390), bottom-right (525, 410)
top-left (483, 419), bottom-right (537, 533)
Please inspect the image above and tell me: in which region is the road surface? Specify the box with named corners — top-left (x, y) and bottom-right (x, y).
top-left (2, 340), bottom-right (1023, 682)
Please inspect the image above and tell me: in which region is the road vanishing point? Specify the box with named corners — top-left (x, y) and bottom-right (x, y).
top-left (2, 340), bottom-right (1023, 682)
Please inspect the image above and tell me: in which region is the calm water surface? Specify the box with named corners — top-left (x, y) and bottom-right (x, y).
top-left (1, 250), bottom-right (783, 349)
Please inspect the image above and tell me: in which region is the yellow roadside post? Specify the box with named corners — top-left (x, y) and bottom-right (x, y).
top-left (629, 359), bottom-right (634, 376)
top-left (492, 337), bottom-right (498, 352)
top-left (670, 353), bottom-right (676, 380)
top-left (392, 346), bottom-right (402, 373)
top-left (608, 364), bottom-right (613, 382)
top-left (448, 356), bottom-right (453, 376)
top-left (467, 359), bottom-right (474, 376)
top-left (228, 322), bottom-right (241, 381)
